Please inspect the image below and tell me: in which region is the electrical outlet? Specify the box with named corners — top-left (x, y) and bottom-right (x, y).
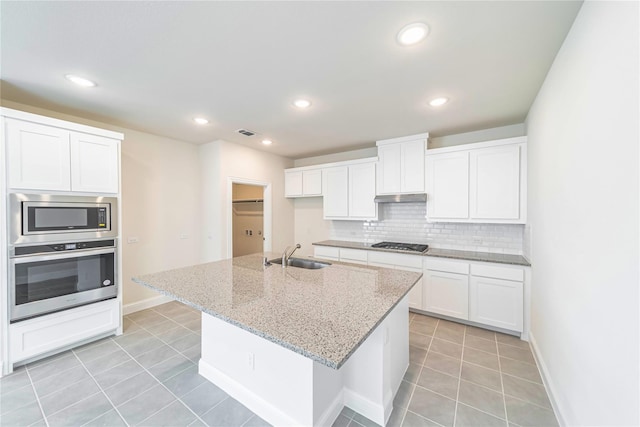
top-left (472, 238), bottom-right (482, 244)
top-left (127, 237), bottom-right (139, 244)
top-left (179, 233), bottom-right (189, 240)
top-left (247, 352), bottom-right (255, 370)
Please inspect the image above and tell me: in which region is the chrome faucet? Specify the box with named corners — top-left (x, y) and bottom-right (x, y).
top-left (281, 244), bottom-right (301, 268)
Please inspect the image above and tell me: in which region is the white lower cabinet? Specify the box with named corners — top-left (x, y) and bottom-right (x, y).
top-left (424, 264), bottom-right (470, 320)
top-left (313, 245), bottom-right (340, 261)
top-left (366, 251), bottom-right (424, 311)
top-left (9, 299), bottom-right (120, 363)
top-left (469, 265), bottom-right (524, 332)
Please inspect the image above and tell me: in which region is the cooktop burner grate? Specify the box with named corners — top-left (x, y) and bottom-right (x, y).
top-left (370, 241), bottom-right (429, 253)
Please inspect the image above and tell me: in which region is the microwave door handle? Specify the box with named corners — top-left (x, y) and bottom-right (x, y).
top-left (11, 248), bottom-right (116, 264)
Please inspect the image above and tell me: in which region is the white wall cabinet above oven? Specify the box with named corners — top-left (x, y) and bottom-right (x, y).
top-left (376, 133), bottom-right (428, 195)
top-left (3, 109), bottom-right (122, 194)
top-left (425, 136), bottom-right (527, 224)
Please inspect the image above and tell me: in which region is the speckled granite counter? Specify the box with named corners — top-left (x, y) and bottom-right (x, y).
top-left (313, 240), bottom-right (531, 266)
top-left (133, 253), bottom-right (421, 369)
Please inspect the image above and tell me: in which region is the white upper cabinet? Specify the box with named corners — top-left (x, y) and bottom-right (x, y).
top-left (425, 137), bottom-right (527, 224)
top-left (376, 133), bottom-right (428, 195)
top-left (7, 119), bottom-right (72, 191)
top-left (3, 109), bottom-right (122, 194)
top-left (425, 151), bottom-right (469, 219)
top-left (284, 167), bottom-right (322, 198)
top-left (323, 158), bottom-right (377, 220)
top-left (71, 133), bottom-right (119, 193)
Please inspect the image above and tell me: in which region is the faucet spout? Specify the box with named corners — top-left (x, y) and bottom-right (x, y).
top-left (281, 243), bottom-right (302, 268)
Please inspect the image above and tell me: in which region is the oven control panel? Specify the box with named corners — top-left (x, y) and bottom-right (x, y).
top-left (12, 240), bottom-right (116, 257)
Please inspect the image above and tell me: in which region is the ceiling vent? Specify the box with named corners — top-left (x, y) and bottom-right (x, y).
top-left (236, 129), bottom-right (256, 137)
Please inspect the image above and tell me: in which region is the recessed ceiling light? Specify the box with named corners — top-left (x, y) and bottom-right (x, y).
top-left (397, 22), bottom-right (429, 46)
top-left (193, 117), bottom-right (209, 125)
top-left (261, 139), bottom-right (273, 145)
top-left (429, 97), bottom-right (449, 107)
top-left (65, 74), bottom-right (96, 87)
top-left (293, 99), bottom-right (312, 109)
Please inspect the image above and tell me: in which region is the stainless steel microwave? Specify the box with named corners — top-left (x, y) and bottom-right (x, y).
top-left (9, 194), bottom-right (118, 245)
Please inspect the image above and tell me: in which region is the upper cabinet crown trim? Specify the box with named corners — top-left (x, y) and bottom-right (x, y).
top-left (376, 132), bottom-right (429, 147)
top-left (426, 136), bottom-right (526, 155)
top-left (285, 156), bottom-right (378, 173)
top-left (1, 107), bottom-right (124, 141)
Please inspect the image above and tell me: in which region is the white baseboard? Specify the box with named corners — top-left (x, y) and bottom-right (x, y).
top-left (528, 332), bottom-right (566, 426)
top-left (122, 294), bottom-right (173, 315)
top-left (343, 387), bottom-right (385, 426)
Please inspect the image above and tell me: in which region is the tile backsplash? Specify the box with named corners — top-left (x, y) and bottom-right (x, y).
top-left (329, 203), bottom-right (524, 255)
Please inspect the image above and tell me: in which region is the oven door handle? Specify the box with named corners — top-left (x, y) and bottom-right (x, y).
top-left (11, 248), bottom-right (116, 264)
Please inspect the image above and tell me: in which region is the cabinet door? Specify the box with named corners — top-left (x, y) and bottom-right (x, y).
top-left (6, 119), bottom-right (71, 191)
top-left (425, 152), bottom-right (469, 219)
top-left (424, 269), bottom-right (469, 320)
top-left (70, 133), bottom-right (119, 193)
top-left (469, 276), bottom-right (523, 332)
top-left (401, 140), bottom-right (425, 193)
top-left (470, 145), bottom-right (521, 220)
top-left (302, 169), bottom-right (322, 196)
top-left (323, 166), bottom-right (349, 218)
top-left (285, 171), bottom-right (303, 197)
top-left (376, 144), bottom-right (402, 194)
top-left (399, 266), bottom-right (423, 310)
top-left (348, 162), bottom-right (377, 219)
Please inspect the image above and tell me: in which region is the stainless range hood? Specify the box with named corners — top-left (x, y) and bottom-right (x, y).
top-left (374, 193), bottom-right (427, 203)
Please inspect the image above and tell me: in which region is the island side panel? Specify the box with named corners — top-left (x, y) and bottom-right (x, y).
top-left (199, 312), bottom-right (343, 427)
top-left (342, 296), bottom-right (409, 426)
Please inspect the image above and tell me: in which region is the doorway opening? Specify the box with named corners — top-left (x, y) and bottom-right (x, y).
top-left (228, 178), bottom-right (272, 258)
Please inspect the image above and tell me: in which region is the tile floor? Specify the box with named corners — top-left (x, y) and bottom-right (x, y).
top-left (0, 303), bottom-right (558, 427)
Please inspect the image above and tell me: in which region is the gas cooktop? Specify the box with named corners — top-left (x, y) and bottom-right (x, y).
top-left (370, 241), bottom-right (429, 253)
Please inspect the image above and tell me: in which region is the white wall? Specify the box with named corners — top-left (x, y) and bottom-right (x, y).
top-left (200, 140), bottom-right (294, 262)
top-left (0, 100), bottom-right (202, 308)
top-left (525, 2), bottom-right (639, 425)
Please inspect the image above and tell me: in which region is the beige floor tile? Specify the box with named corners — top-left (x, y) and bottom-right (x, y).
top-left (437, 319), bottom-right (466, 333)
top-left (394, 381), bottom-right (415, 409)
top-left (496, 333), bottom-right (530, 350)
top-left (461, 363), bottom-right (502, 392)
top-left (458, 380), bottom-right (506, 419)
top-left (466, 326), bottom-right (497, 341)
top-left (402, 411), bottom-right (441, 427)
top-left (504, 396), bottom-right (558, 427)
top-left (502, 375), bottom-right (551, 409)
top-left (404, 363), bottom-right (422, 384)
top-left (434, 327), bottom-right (465, 345)
top-left (410, 322), bottom-right (436, 337)
top-left (410, 346), bottom-right (428, 366)
top-left (463, 347), bottom-right (500, 371)
top-left (408, 386), bottom-right (456, 427)
top-left (417, 368), bottom-right (459, 399)
top-left (424, 352), bottom-right (461, 377)
top-left (410, 333), bottom-right (432, 350)
top-left (498, 344), bottom-right (535, 365)
top-left (430, 338), bottom-right (463, 359)
top-left (499, 358), bottom-right (542, 384)
top-left (464, 335), bottom-right (498, 354)
top-left (455, 403), bottom-right (507, 427)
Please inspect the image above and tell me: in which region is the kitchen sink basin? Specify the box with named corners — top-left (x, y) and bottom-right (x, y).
top-left (269, 257), bottom-right (331, 269)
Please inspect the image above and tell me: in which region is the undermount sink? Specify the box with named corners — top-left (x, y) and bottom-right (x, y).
top-left (269, 257), bottom-right (331, 269)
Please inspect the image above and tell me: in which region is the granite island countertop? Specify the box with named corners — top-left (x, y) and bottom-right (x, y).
top-left (313, 240), bottom-right (531, 266)
top-left (132, 253), bottom-right (421, 369)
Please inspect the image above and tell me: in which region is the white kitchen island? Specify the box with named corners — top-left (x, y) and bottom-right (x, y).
top-left (133, 253), bottom-right (421, 426)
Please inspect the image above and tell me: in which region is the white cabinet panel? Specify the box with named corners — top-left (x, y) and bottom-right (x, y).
top-left (323, 166), bottom-right (349, 218)
top-left (285, 171), bottom-right (303, 197)
top-left (348, 162), bottom-right (376, 219)
top-left (470, 145), bottom-right (520, 220)
top-left (285, 169), bottom-right (322, 198)
top-left (376, 136), bottom-right (426, 195)
top-left (71, 133), bottom-right (119, 193)
top-left (377, 144), bottom-right (402, 194)
top-left (302, 169), bottom-right (322, 196)
top-left (339, 248), bottom-right (368, 265)
top-left (10, 299), bottom-right (119, 363)
top-left (314, 246), bottom-right (340, 261)
top-left (469, 276), bottom-right (523, 332)
top-left (401, 140), bottom-right (426, 193)
top-left (424, 269), bottom-right (469, 320)
top-left (7, 119), bottom-right (71, 191)
top-left (425, 151), bottom-right (469, 219)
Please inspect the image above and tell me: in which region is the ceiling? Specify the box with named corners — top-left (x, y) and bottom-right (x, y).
top-left (0, 1), bottom-right (582, 159)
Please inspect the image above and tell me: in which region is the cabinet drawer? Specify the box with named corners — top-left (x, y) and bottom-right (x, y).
top-left (339, 248), bottom-right (368, 263)
top-left (10, 299), bottom-right (119, 363)
top-left (368, 251), bottom-right (422, 269)
top-left (314, 246), bottom-right (340, 260)
top-left (425, 258), bottom-right (469, 275)
top-left (471, 264), bottom-right (524, 282)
